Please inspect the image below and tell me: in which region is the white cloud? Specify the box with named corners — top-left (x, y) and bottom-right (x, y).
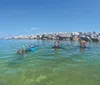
top-left (29, 27), bottom-right (38, 31)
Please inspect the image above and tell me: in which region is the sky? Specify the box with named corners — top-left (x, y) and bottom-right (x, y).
top-left (0, 0), bottom-right (100, 37)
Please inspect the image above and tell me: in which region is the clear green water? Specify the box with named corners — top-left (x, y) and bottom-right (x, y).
top-left (0, 40), bottom-right (100, 85)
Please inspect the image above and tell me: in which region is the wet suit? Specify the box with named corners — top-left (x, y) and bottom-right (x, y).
top-left (52, 46), bottom-right (63, 49)
top-left (25, 47), bottom-right (36, 52)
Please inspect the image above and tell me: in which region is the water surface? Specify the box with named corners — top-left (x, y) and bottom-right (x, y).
top-left (0, 40), bottom-right (100, 85)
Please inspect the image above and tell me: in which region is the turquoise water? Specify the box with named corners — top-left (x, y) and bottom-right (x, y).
top-left (0, 40), bottom-right (100, 85)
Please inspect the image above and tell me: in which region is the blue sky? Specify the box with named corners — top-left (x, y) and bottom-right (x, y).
top-left (0, 0), bottom-right (100, 37)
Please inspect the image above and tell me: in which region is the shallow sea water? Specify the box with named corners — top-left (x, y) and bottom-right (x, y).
top-left (0, 40), bottom-right (100, 85)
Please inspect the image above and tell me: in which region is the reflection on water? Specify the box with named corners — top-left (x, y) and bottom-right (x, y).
top-left (0, 40), bottom-right (100, 85)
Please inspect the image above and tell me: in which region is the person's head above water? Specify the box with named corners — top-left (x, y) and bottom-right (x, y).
top-left (52, 41), bottom-right (63, 49)
top-left (54, 41), bottom-right (59, 47)
top-left (29, 44), bottom-right (34, 48)
top-left (79, 38), bottom-right (86, 42)
top-left (17, 49), bottom-right (24, 55)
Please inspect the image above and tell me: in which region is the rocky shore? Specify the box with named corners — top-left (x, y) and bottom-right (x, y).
top-left (4, 32), bottom-right (100, 42)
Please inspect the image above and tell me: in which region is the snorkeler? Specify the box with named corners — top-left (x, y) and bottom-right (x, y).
top-left (17, 44), bottom-right (36, 56)
top-left (17, 49), bottom-right (24, 55)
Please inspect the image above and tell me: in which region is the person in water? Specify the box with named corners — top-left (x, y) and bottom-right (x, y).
top-left (17, 49), bottom-right (24, 55)
top-left (79, 38), bottom-right (87, 48)
top-left (25, 44), bottom-right (35, 52)
top-left (52, 41), bottom-right (63, 49)
top-left (17, 44), bottom-right (36, 56)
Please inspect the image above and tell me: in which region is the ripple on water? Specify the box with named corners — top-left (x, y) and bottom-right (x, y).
top-left (0, 40), bottom-right (100, 85)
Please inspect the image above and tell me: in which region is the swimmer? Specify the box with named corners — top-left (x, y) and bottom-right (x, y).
top-left (79, 38), bottom-right (87, 48)
top-left (25, 44), bottom-right (35, 52)
top-left (17, 44), bottom-right (36, 56)
top-left (52, 41), bottom-right (63, 49)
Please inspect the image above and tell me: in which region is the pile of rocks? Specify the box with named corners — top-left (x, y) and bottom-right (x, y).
top-left (4, 32), bottom-right (100, 42)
